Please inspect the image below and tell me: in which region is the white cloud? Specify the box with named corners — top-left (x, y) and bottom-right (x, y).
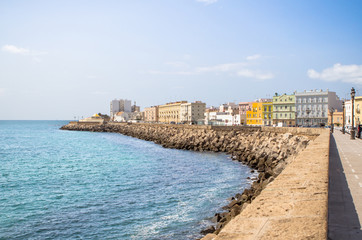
top-left (237, 69), bottom-right (274, 80)
top-left (246, 54), bottom-right (261, 61)
top-left (1, 44), bottom-right (47, 57)
top-left (196, 0), bottom-right (218, 5)
top-left (308, 63), bottom-right (362, 84)
top-left (196, 62), bottom-right (248, 73)
top-left (149, 55), bottom-right (274, 80)
top-left (149, 70), bottom-right (195, 75)
top-left (2, 45), bottom-right (30, 55)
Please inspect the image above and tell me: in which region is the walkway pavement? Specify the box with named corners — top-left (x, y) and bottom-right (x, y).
top-left (328, 131), bottom-right (362, 239)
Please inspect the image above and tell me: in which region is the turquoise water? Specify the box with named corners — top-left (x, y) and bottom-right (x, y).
top-left (0, 121), bottom-right (254, 239)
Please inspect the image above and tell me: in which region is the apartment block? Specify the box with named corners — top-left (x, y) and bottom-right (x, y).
top-left (144, 106), bottom-right (159, 123)
top-left (262, 102), bottom-right (273, 126)
top-left (110, 99), bottom-right (132, 120)
top-left (273, 94), bottom-right (296, 127)
top-left (158, 101), bottom-right (187, 123)
top-left (295, 89), bottom-right (342, 127)
top-left (180, 101), bottom-right (206, 124)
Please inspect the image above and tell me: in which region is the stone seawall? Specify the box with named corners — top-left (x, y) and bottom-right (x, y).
top-left (60, 122), bottom-right (319, 237)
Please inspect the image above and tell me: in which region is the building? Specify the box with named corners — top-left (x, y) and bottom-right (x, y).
top-left (295, 89), bottom-right (342, 127)
top-left (205, 111), bottom-right (240, 126)
top-left (239, 102), bottom-right (253, 125)
top-left (204, 107), bottom-right (218, 125)
top-left (273, 94), bottom-right (296, 127)
top-left (158, 101), bottom-right (187, 123)
top-left (110, 99), bottom-right (132, 120)
top-left (114, 112), bottom-right (129, 122)
top-left (219, 102), bottom-right (238, 113)
top-left (328, 110), bottom-right (343, 127)
top-left (345, 100), bottom-right (352, 128)
top-left (131, 101), bottom-right (141, 112)
top-left (79, 113), bottom-right (105, 123)
top-left (144, 106), bottom-right (159, 123)
top-left (246, 102), bottom-right (263, 126)
top-left (180, 101), bottom-right (206, 124)
top-left (354, 96), bottom-right (362, 127)
top-left (262, 101), bottom-right (273, 126)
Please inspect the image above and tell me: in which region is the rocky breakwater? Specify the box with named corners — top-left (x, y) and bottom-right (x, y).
top-left (60, 122), bottom-right (311, 236)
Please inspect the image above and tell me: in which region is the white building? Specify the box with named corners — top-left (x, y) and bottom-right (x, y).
top-left (180, 101), bottom-right (206, 124)
top-left (205, 111), bottom-right (240, 126)
top-left (110, 99), bottom-right (132, 120)
top-left (345, 100), bottom-right (352, 128)
top-left (219, 102), bottom-right (238, 114)
top-left (114, 112), bottom-right (129, 122)
top-left (295, 89), bottom-right (342, 127)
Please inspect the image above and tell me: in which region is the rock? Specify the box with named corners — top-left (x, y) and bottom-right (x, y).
top-left (228, 199), bottom-right (238, 208)
top-left (230, 204), bottom-right (242, 218)
top-left (200, 225), bottom-right (215, 235)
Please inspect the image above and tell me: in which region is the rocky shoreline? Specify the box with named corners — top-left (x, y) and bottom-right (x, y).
top-left (60, 122), bottom-right (311, 237)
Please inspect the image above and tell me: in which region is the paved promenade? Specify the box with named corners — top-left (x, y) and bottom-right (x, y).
top-left (328, 131), bottom-right (362, 239)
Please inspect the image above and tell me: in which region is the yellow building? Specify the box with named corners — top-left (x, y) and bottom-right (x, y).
top-left (246, 102), bottom-right (263, 126)
top-left (158, 101), bottom-right (187, 123)
top-left (79, 113), bottom-right (105, 123)
top-left (328, 110), bottom-right (343, 127)
top-left (262, 102), bottom-right (273, 126)
top-left (355, 96), bottom-right (362, 126)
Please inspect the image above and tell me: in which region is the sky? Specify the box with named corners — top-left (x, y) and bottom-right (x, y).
top-left (1, 0), bottom-right (362, 120)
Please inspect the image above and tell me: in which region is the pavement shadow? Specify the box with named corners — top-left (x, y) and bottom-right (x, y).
top-left (328, 134), bottom-right (362, 239)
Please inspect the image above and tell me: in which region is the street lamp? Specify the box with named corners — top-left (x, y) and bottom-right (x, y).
top-left (306, 108), bottom-right (311, 127)
top-left (342, 101), bottom-right (345, 134)
top-left (351, 87), bottom-right (356, 140)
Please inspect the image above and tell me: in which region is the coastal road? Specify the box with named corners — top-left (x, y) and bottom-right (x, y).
top-left (328, 130), bottom-right (362, 239)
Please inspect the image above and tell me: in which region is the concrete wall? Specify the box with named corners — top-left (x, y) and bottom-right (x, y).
top-left (203, 129), bottom-right (330, 240)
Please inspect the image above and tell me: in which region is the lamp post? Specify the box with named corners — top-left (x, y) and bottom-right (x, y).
top-left (306, 108), bottom-right (311, 127)
top-left (351, 87), bottom-right (356, 139)
top-left (342, 101), bottom-right (345, 134)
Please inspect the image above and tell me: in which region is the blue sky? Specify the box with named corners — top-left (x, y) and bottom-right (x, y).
top-left (1, 0), bottom-right (362, 120)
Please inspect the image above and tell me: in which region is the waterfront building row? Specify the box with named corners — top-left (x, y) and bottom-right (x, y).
top-left (108, 89), bottom-right (362, 127)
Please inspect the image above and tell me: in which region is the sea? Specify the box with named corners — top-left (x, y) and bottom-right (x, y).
top-left (0, 120), bottom-right (255, 240)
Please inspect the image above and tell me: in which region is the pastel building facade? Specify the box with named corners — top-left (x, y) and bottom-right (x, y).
top-left (144, 106), bottom-right (159, 122)
top-left (355, 96), bottom-right (362, 126)
top-left (158, 101), bottom-right (187, 123)
top-left (273, 94), bottom-right (296, 127)
top-left (180, 101), bottom-right (206, 124)
top-left (246, 102), bottom-right (263, 126)
top-left (328, 110), bottom-right (343, 126)
top-left (205, 111), bottom-right (240, 126)
top-left (239, 102), bottom-right (253, 125)
top-left (262, 102), bottom-right (273, 126)
top-left (295, 89), bottom-right (342, 127)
